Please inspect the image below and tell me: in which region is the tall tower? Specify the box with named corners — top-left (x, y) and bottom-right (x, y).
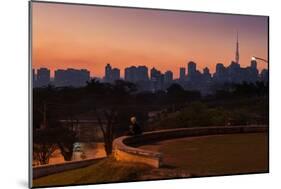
top-left (179, 67), bottom-right (186, 81)
top-left (105, 63), bottom-right (112, 82)
top-left (235, 31), bottom-right (239, 64)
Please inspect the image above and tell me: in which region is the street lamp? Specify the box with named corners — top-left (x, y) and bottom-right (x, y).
top-left (252, 56), bottom-right (268, 64)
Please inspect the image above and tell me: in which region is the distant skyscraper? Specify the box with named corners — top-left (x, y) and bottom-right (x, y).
top-left (188, 61), bottom-right (196, 76)
top-left (105, 63), bottom-right (112, 82)
top-left (111, 68), bottom-right (120, 81)
top-left (213, 63), bottom-right (226, 83)
top-left (179, 67), bottom-right (186, 80)
top-left (151, 67), bottom-right (161, 79)
top-left (164, 70), bottom-right (173, 83)
top-left (150, 67), bottom-right (163, 91)
top-left (203, 67), bottom-right (210, 75)
top-left (54, 69), bottom-right (66, 86)
top-left (54, 68), bottom-right (90, 87)
top-left (125, 66), bottom-right (137, 82)
top-left (247, 59), bottom-right (259, 83)
top-left (136, 66), bottom-right (149, 81)
top-left (203, 67), bottom-right (211, 82)
top-left (260, 69), bottom-right (268, 82)
top-left (228, 61), bottom-right (241, 83)
top-left (216, 63), bottom-right (225, 74)
top-left (124, 65), bottom-right (150, 91)
top-left (251, 59), bottom-right (257, 70)
top-left (235, 31), bottom-right (240, 64)
top-left (103, 64), bottom-right (120, 83)
top-left (37, 68), bottom-right (50, 87)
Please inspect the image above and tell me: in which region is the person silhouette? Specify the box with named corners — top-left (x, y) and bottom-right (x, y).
top-left (128, 116), bottom-right (142, 135)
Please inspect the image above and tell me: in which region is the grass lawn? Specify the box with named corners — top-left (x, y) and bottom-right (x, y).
top-left (140, 133), bottom-right (269, 176)
top-left (33, 157), bottom-right (150, 188)
top-left (33, 132), bottom-right (268, 187)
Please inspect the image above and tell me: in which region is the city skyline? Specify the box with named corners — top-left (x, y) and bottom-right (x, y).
top-left (32, 2), bottom-right (268, 78)
top-left (33, 57), bottom-right (265, 80)
top-left (33, 58), bottom-right (268, 94)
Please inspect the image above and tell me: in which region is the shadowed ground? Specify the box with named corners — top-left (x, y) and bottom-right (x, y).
top-left (139, 133), bottom-right (268, 176)
top-left (33, 132), bottom-right (268, 187)
top-left (33, 157), bottom-right (150, 187)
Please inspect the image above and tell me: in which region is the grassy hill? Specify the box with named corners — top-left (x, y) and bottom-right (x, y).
top-left (33, 157), bottom-right (150, 188)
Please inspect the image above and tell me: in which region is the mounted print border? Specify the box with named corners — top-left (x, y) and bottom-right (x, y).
top-left (29, 0), bottom-right (269, 188)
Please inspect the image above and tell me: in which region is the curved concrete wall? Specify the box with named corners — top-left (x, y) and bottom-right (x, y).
top-left (113, 125), bottom-right (268, 168)
top-left (113, 136), bottom-right (162, 168)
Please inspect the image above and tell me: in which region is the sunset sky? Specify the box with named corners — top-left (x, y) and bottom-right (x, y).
top-left (32, 2), bottom-right (268, 78)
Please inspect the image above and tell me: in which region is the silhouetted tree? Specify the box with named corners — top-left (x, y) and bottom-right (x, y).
top-left (85, 80), bottom-right (137, 155)
top-left (56, 126), bottom-right (77, 161)
top-left (215, 81), bottom-right (269, 98)
top-left (33, 128), bottom-right (58, 165)
top-left (167, 83), bottom-right (185, 96)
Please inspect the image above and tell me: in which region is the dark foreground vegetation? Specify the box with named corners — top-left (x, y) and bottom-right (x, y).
top-left (33, 80), bottom-right (268, 164)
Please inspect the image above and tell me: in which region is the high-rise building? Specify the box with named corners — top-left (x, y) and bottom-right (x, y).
top-left (228, 61), bottom-right (241, 83)
top-left (188, 61), bottom-right (196, 76)
top-left (125, 66), bottom-right (149, 82)
top-left (151, 67), bottom-right (161, 80)
top-left (187, 61), bottom-right (198, 82)
top-left (216, 63), bottom-right (225, 75)
top-left (150, 67), bottom-right (163, 91)
top-left (213, 63), bottom-right (226, 83)
top-left (203, 67), bottom-right (211, 82)
top-left (54, 69), bottom-right (66, 86)
top-left (251, 59), bottom-right (257, 70)
top-left (164, 70), bottom-right (173, 83)
top-left (260, 69), bottom-right (268, 82)
top-left (246, 59), bottom-right (259, 83)
top-left (104, 64), bottom-right (121, 83)
top-left (111, 68), bottom-right (120, 81)
top-left (105, 63), bottom-right (112, 82)
top-left (54, 68), bottom-right (90, 87)
top-left (125, 66), bottom-right (137, 82)
top-left (179, 67), bottom-right (186, 80)
top-left (37, 68), bottom-right (50, 87)
top-left (136, 66), bottom-right (149, 81)
top-left (124, 65), bottom-right (150, 91)
top-left (203, 67), bottom-right (210, 75)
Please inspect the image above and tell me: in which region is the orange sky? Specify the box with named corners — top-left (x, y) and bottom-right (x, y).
top-left (32, 2), bottom-right (268, 78)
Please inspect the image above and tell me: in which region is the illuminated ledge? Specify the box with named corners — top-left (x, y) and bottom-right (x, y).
top-left (113, 125), bottom-right (268, 168)
top-left (113, 136), bottom-right (163, 168)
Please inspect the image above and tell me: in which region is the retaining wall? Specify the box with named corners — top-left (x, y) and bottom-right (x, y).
top-left (33, 157), bottom-right (104, 179)
top-left (113, 125), bottom-right (268, 168)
